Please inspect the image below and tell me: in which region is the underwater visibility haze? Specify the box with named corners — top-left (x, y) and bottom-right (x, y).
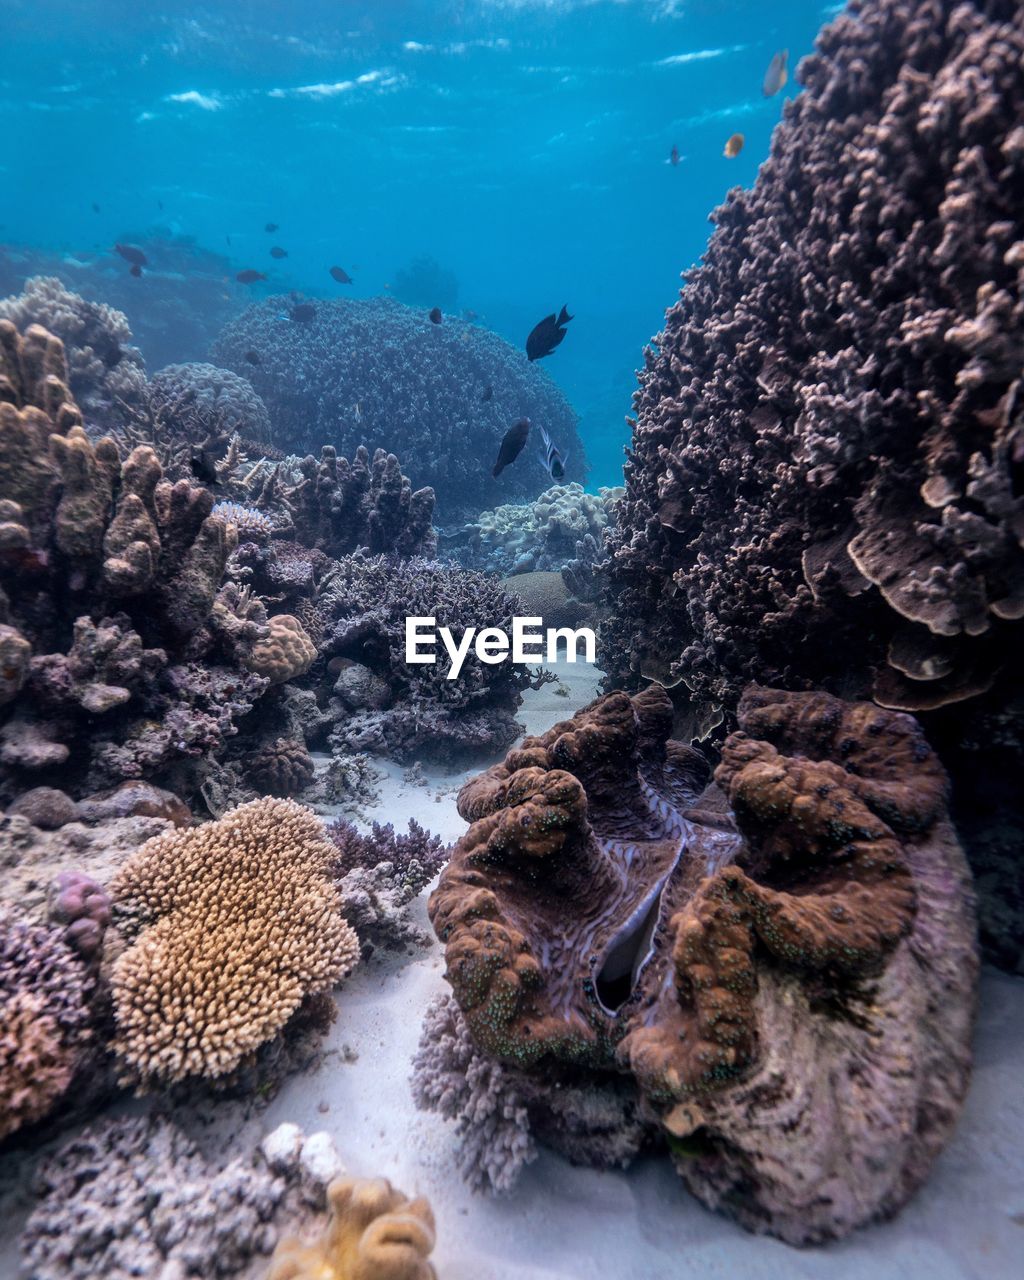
top-left (1, 1), bottom-right (1023, 1278)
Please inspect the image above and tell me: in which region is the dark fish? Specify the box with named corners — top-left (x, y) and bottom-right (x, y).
top-left (91, 202), bottom-right (100, 213)
top-left (190, 449), bottom-right (220, 485)
top-left (429, 307), bottom-right (442, 324)
top-left (114, 242), bottom-right (147, 268)
top-left (244, 350), bottom-right (261, 366)
top-left (526, 305), bottom-right (572, 362)
top-left (236, 269), bottom-right (267, 284)
top-left (129, 263), bottom-right (142, 278)
top-left (265, 222), bottom-right (279, 232)
top-left (290, 303), bottom-right (316, 323)
top-left (539, 425), bottom-right (566, 480)
top-left (670, 144), bottom-right (681, 166)
top-left (270, 246), bottom-right (288, 259)
top-left (329, 265), bottom-right (353, 284)
top-left (763, 49), bottom-right (788, 97)
top-left (481, 385), bottom-right (493, 403)
top-left (493, 418), bottom-right (530, 478)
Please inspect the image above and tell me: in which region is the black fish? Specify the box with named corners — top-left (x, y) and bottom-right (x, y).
top-left (190, 449), bottom-right (220, 485)
top-left (429, 306), bottom-right (442, 324)
top-left (329, 265), bottom-right (353, 284)
top-left (114, 242), bottom-right (147, 268)
top-left (290, 303), bottom-right (316, 323)
top-left (244, 350), bottom-right (261, 366)
top-left (265, 222), bottom-right (279, 232)
top-left (526, 305), bottom-right (572, 361)
top-left (539, 425), bottom-right (566, 480)
top-left (481, 385), bottom-right (493, 403)
top-left (129, 263), bottom-right (142, 278)
top-left (270, 246), bottom-right (288, 259)
top-left (236, 269), bottom-right (267, 284)
top-left (493, 418), bottom-right (531, 478)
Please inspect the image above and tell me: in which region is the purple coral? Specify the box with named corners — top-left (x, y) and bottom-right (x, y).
top-left (47, 871), bottom-right (112, 960)
top-left (211, 295), bottom-right (586, 517)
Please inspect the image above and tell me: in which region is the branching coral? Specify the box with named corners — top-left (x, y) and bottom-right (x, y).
top-left (426, 684), bottom-right (976, 1241)
top-left (109, 797), bottom-right (359, 1087)
top-left (0, 276), bottom-right (147, 431)
top-left (268, 1175), bottom-right (437, 1280)
top-left (600, 0), bottom-right (1024, 963)
top-left (211, 295), bottom-right (586, 516)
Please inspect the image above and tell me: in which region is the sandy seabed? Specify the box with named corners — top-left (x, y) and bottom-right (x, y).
top-left (1, 658), bottom-right (1021, 1280)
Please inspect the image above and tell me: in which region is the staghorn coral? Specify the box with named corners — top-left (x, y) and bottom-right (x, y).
top-left (0, 909), bottom-right (91, 1140)
top-left (19, 1115), bottom-right (343, 1280)
top-left (600, 0), bottom-right (1024, 964)
top-left (268, 1175), bottom-right (437, 1280)
top-left (315, 555), bottom-right (536, 763)
top-left (211, 295), bottom-right (585, 517)
top-left (248, 737), bottom-right (316, 797)
top-left (0, 276), bottom-right (146, 431)
top-left (109, 797), bottom-right (359, 1087)
top-left (426, 684), bottom-right (976, 1241)
top-left (326, 817), bottom-right (448, 952)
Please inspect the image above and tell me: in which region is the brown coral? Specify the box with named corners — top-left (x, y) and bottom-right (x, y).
top-left (248, 737), bottom-right (316, 797)
top-left (0, 990), bottom-right (74, 1141)
top-left (245, 614), bottom-right (317, 683)
top-left (109, 797), bottom-right (359, 1086)
top-left (268, 1176), bottom-right (437, 1280)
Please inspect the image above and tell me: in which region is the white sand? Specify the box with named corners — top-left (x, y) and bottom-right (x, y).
top-left (2, 658), bottom-right (1022, 1278)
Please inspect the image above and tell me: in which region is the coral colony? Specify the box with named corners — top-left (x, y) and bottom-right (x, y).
top-left (0, 0), bottom-right (1022, 1276)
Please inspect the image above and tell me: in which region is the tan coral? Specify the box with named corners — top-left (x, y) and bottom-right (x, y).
top-left (244, 614), bottom-right (317, 683)
top-left (110, 798), bottom-right (359, 1087)
top-left (267, 1175), bottom-right (437, 1280)
top-left (0, 990), bottom-right (75, 1142)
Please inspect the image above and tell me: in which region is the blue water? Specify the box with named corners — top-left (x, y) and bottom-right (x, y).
top-left (2, 0), bottom-right (832, 487)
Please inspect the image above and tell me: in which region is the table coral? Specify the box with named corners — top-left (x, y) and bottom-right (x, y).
top-left (426, 684), bottom-right (976, 1241)
top-left (211, 295), bottom-right (585, 517)
top-left (268, 1175), bottom-right (437, 1280)
top-left (600, 0), bottom-right (1024, 965)
top-left (109, 797), bottom-right (359, 1087)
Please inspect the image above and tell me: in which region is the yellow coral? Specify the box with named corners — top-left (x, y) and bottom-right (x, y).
top-left (268, 1176), bottom-right (437, 1280)
top-left (245, 614), bottom-right (317, 683)
top-left (110, 798), bottom-right (359, 1087)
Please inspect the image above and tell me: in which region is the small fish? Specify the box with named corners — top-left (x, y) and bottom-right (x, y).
top-left (429, 306), bottom-right (442, 324)
top-left (190, 449), bottom-right (220, 485)
top-left (290, 302), bottom-right (316, 323)
top-left (244, 350), bottom-right (261, 366)
top-left (114, 242), bottom-right (147, 267)
top-left (129, 263), bottom-right (142, 278)
top-left (270, 246), bottom-right (288, 259)
top-left (670, 144), bottom-right (681, 166)
top-left (493, 418), bottom-right (531, 478)
top-left (265, 222), bottom-right (279, 232)
top-left (724, 133), bottom-right (745, 158)
top-left (763, 49), bottom-right (788, 97)
top-left (158, 199), bottom-right (164, 211)
top-left (539, 425), bottom-right (566, 480)
top-left (329, 265), bottom-right (353, 284)
top-left (481, 385), bottom-right (493, 403)
top-left (236, 269), bottom-right (267, 284)
top-left (526, 305), bottom-right (572, 362)
top-left (91, 202), bottom-right (100, 213)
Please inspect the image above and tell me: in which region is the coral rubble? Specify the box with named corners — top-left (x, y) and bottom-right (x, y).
top-left (211, 295), bottom-right (586, 515)
top-left (426, 684), bottom-right (977, 1242)
top-left (601, 0), bottom-right (1024, 965)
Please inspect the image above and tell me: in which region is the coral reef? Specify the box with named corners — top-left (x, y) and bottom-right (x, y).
top-left (0, 276), bottom-right (147, 431)
top-left (446, 482), bottom-right (621, 577)
top-left (19, 1116), bottom-right (344, 1279)
top-left (315, 556), bottom-right (538, 762)
top-left (47, 871), bottom-right (111, 959)
top-left (426, 684), bottom-right (976, 1241)
top-left (211, 296), bottom-right (585, 516)
top-left (149, 360), bottom-right (272, 447)
top-left (600, 0), bottom-right (1024, 964)
top-left (0, 909), bottom-right (92, 1141)
top-left (247, 737), bottom-right (316, 797)
top-left (268, 1175), bottom-right (437, 1280)
top-left (326, 817), bottom-right (448, 952)
top-left (109, 798), bottom-right (359, 1087)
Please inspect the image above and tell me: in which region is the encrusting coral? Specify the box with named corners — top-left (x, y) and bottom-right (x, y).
top-left (267, 1174), bottom-right (437, 1280)
top-left (600, 0), bottom-right (1024, 964)
top-left (109, 797), bottom-right (359, 1087)
top-left (426, 683), bottom-right (976, 1242)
